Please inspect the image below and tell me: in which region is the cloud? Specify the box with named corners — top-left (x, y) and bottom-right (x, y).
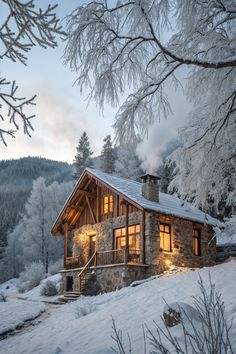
top-left (1, 84), bottom-right (115, 163)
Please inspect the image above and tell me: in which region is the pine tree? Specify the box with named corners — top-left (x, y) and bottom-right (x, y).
top-left (73, 132), bottom-right (93, 179)
top-left (101, 135), bottom-right (116, 174)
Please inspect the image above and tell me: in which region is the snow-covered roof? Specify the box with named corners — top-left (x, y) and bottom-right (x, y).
top-left (86, 168), bottom-right (218, 226)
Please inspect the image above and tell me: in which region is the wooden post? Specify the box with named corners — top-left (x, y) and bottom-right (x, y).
top-left (95, 251), bottom-right (97, 267)
top-left (125, 203), bottom-right (129, 263)
top-left (98, 186), bottom-right (101, 222)
top-left (64, 223), bottom-right (69, 268)
top-left (142, 210), bottom-right (146, 264)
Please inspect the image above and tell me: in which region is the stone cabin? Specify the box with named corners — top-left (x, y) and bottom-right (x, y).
top-left (51, 168), bottom-right (217, 296)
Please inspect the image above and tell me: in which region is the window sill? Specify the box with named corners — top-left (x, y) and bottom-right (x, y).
top-left (160, 249), bottom-right (173, 254)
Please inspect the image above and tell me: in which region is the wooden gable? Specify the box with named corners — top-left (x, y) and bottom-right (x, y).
top-left (52, 171), bottom-right (140, 235)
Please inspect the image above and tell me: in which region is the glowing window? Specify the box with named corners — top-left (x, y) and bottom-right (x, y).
top-left (160, 223), bottom-right (172, 252)
top-left (103, 194), bottom-right (113, 214)
top-left (114, 224), bottom-right (140, 251)
top-left (193, 229), bottom-right (201, 256)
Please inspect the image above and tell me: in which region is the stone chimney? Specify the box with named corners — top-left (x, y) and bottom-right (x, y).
top-left (140, 174), bottom-right (161, 203)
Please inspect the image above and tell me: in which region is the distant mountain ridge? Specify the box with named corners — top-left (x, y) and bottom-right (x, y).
top-left (0, 157), bottom-right (74, 257)
top-left (0, 157), bottom-right (73, 186)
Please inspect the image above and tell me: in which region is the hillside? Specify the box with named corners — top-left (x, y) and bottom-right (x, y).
top-left (0, 260), bottom-right (235, 353)
top-left (0, 157), bottom-right (73, 257)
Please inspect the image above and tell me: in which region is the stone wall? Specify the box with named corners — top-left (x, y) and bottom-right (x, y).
top-left (61, 264), bottom-right (148, 294)
top-left (145, 213), bottom-right (216, 276)
top-left (73, 211), bottom-right (143, 265)
top-left (95, 264), bottom-right (147, 292)
top-left (60, 269), bottom-right (81, 291)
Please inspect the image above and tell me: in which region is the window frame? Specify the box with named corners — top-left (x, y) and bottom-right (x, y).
top-left (192, 228), bottom-right (201, 256)
top-left (103, 193), bottom-right (113, 215)
top-left (159, 222), bottom-right (172, 252)
top-left (114, 224), bottom-right (140, 251)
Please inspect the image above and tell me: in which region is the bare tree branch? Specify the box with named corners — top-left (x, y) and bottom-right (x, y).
top-left (0, 0), bottom-right (66, 145)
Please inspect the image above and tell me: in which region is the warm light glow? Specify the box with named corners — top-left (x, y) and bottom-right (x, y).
top-left (165, 259), bottom-right (172, 267)
top-left (160, 223), bottom-right (171, 252)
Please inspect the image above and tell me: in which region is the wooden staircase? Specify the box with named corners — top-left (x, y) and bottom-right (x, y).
top-left (60, 252), bottom-right (97, 302)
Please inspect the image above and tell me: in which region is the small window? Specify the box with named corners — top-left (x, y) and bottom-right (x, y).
top-left (193, 229), bottom-right (201, 256)
top-left (160, 223), bottom-right (172, 252)
top-left (103, 194), bottom-right (113, 214)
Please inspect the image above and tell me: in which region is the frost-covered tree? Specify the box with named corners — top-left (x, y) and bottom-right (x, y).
top-left (0, 0), bottom-right (64, 146)
top-left (64, 0), bottom-right (236, 216)
top-left (0, 222), bottom-right (25, 282)
top-left (73, 131), bottom-right (93, 179)
top-left (101, 135), bottom-right (116, 173)
top-left (21, 177), bottom-right (50, 273)
top-left (12, 178), bottom-right (72, 275)
top-left (115, 142), bottom-right (144, 181)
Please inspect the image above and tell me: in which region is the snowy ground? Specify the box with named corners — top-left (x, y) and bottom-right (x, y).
top-left (0, 260), bottom-right (236, 354)
top-left (0, 299), bottom-right (46, 336)
top-left (0, 274), bottom-right (62, 337)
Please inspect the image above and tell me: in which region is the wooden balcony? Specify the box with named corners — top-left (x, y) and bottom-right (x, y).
top-left (65, 249), bottom-right (141, 269)
top-left (65, 256), bottom-right (81, 269)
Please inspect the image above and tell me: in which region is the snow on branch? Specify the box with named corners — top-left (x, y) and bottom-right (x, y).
top-left (64, 0), bottom-right (236, 143)
top-left (0, 0), bottom-right (65, 145)
top-left (63, 0), bottom-right (236, 214)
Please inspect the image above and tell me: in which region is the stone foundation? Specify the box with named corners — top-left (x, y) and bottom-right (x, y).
top-left (95, 264), bottom-right (147, 292)
top-left (61, 264), bottom-right (148, 294)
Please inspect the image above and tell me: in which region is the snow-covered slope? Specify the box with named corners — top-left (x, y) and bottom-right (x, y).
top-left (0, 299), bottom-right (46, 336)
top-left (0, 260), bottom-right (236, 354)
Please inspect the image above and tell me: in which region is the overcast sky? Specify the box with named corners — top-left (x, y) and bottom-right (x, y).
top-left (1, 1), bottom-right (191, 167)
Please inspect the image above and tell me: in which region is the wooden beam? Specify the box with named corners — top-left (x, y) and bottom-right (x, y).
top-left (74, 178), bottom-right (93, 209)
top-left (142, 210), bottom-right (146, 264)
top-left (96, 186), bottom-right (101, 223)
top-left (85, 195), bottom-right (97, 224)
top-left (64, 223), bottom-right (69, 268)
top-left (77, 189), bottom-right (96, 198)
top-left (70, 210), bottom-right (81, 226)
top-left (116, 195), bottom-right (119, 217)
top-left (98, 186), bottom-right (101, 222)
top-left (125, 203), bottom-right (129, 263)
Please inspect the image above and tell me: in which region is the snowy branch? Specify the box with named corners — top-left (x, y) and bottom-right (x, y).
top-left (64, 0), bottom-right (236, 142)
top-left (0, 0), bottom-right (65, 145)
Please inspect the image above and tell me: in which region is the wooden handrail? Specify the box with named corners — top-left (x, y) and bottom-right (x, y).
top-left (76, 248), bottom-right (142, 291)
top-left (78, 251), bottom-right (97, 291)
top-left (96, 249), bottom-right (126, 266)
top-left (97, 249), bottom-right (123, 254)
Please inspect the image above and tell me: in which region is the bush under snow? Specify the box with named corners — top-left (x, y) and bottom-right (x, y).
top-left (40, 280), bottom-right (58, 296)
top-left (19, 262), bottom-right (45, 292)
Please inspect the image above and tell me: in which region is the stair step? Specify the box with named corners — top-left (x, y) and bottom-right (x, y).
top-left (58, 296), bottom-right (80, 303)
top-left (64, 293), bottom-right (81, 298)
top-left (83, 276), bottom-right (94, 280)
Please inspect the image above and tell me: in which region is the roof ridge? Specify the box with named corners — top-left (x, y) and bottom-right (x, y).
top-left (85, 167), bottom-right (142, 186)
